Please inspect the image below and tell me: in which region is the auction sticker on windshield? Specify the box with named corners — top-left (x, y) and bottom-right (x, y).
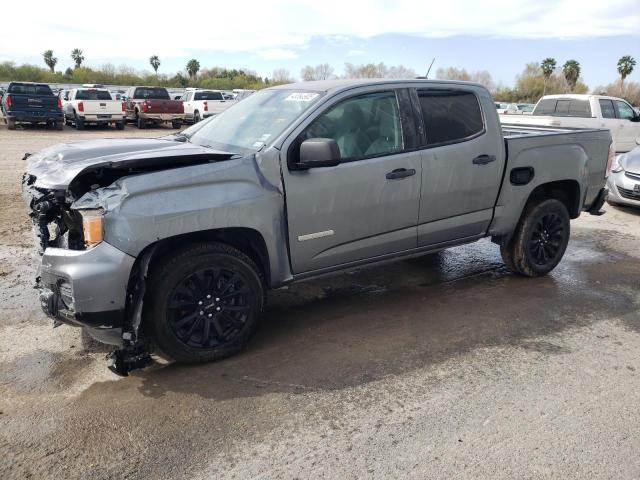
top-left (285, 92), bottom-right (319, 102)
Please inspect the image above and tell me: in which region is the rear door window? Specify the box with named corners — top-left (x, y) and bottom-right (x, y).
top-left (599, 99), bottom-right (616, 119)
top-left (417, 90), bottom-right (484, 145)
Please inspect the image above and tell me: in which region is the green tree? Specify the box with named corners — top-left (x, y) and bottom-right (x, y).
top-left (71, 48), bottom-right (84, 69)
top-left (562, 60), bottom-right (581, 92)
top-left (149, 55), bottom-right (161, 75)
top-left (43, 50), bottom-right (57, 73)
top-left (617, 55), bottom-right (636, 91)
top-left (186, 59), bottom-right (200, 80)
top-left (540, 58), bottom-right (556, 95)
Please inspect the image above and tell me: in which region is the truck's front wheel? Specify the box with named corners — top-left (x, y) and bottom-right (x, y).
top-left (500, 198), bottom-right (570, 277)
top-left (145, 242), bottom-right (265, 363)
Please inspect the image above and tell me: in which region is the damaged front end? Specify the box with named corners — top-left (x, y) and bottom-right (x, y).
top-left (22, 140), bottom-right (238, 375)
top-left (23, 172), bottom-right (151, 375)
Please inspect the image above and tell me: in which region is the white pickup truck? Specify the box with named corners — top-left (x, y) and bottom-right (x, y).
top-left (181, 89), bottom-right (233, 124)
top-left (62, 88), bottom-right (126, 130)
top-left (500, 94), bottom-right (640, 152)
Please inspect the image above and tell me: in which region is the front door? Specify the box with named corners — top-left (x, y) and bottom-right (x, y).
top-left (282, 90), bottom-right (422, 274)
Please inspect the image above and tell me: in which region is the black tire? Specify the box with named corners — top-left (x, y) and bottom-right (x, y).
top-left (74, 113), bottom-right (84, 130)
top-left (171, 120), bottom-right (182, 129)
top-left (7, 118), bottom-right (16, 130)
top-left (55, 120), bottom-right (64, 131)
top-left (500, 198), bottom-right (570, 277)
top-left (193, 111), bottom-right (201, 124)
top-left (144, 242), bottom-right (265, 363)
top-left (115, 120), bottom-right (125, 130)
top-left (137, 115), bottom-right (146, 129)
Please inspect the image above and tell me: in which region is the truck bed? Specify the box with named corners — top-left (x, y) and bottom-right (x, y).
top-left (489, 123), bottom-right (612, 236)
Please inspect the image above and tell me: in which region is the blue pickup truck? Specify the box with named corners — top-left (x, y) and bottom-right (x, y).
top-left (1, 82), bottom-right (63, 130)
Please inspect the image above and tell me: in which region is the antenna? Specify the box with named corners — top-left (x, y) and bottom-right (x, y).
top-left (426, 58), bottom-right (436, 79)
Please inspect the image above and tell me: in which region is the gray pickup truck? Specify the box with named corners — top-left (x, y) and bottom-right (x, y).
top-left (22, 79), bottom-right (612, 375)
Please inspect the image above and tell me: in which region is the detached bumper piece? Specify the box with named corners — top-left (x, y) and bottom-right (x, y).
top-left (588, 187), bottom-right (608, 216)
top-left (106, 343), bottom-right (153, 377)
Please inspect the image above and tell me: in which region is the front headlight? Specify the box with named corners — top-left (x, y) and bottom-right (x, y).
top-left (611, 154), bottom-right (625, 174)
top-left (79, 209), bottom-right (104, 248)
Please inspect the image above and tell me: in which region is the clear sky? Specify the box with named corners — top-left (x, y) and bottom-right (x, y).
top-left (1, 0), bottom-right (638, 88)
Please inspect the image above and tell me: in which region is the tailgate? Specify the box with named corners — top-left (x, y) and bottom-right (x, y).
top-left (148, 99), bottom-right (183, 114)
top-left (82, 100), bottom-right (123, 115)
top-left (10, 94), bottom-right (59, 112)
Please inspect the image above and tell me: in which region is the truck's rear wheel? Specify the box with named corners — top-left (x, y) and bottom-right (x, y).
top-left (74, 113), bottom-right (84, 130)
top-left (137, 116), bottom-right (146, 129)
top-left (115, 120), bottom-right (125, 130)
top-left (7, 118), bottom-right (16, 130)
top-left (171, 120), bottom-right (182, 129)
top-left (193, 111), bottom-right (201, 123)
top-left (500, 198), bottom-right (570, 277)
top-left (145, 242), bottom-right (265, 363)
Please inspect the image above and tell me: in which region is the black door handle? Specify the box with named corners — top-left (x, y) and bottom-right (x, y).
top-left (472, 154), bottom-right (497, 165)
top-left (386, 168), bottom-right (416, 180)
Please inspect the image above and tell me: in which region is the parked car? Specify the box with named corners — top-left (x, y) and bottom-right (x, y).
top-left (124, 86), bottom-right (184, 128)
top-left (22, 79), bottom-right (612, 375)
top-left (496, 102), bottom-right (519, 114)
top-left (607, 146), bottom-right (640, 208)
top-left (1, 82), bottom-right (63, 130)
top-left (61, 88), bottom-right (125, 130)
top-left (182, 88), bottom-right (233, 123)
top-left (501, 94), bottom-right (640, 152)
top-left (517, 103), bottom-right (534, 114)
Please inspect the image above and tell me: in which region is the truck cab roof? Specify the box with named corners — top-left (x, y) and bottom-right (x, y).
top-left (269, 78), bottom-right (487, 94)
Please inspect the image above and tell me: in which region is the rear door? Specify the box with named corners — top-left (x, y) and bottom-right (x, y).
top-left (413, 87), bottom-right (505, 246)
top-left (281, 87), bottom-right (422, 274)
top-left (597, 98), bottom-right (621, 149)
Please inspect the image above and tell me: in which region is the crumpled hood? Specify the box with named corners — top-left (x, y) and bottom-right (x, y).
top-left (25, 137), bottom-right (235, 190)
top-left (621, 146), bottom-right (640, 174)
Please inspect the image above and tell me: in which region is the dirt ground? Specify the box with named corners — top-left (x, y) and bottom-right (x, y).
top-left (1, 123), bottom-right (639, 479)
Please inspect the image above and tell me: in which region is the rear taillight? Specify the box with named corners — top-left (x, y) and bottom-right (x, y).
top-left (121, 101), bottom-right (126, 112)
top-left (142, 101), bottom-right (149, 113)
top-left (57, 97), bottom-right (62, 109)
top-left (605, 143), bottom-right (615, 178)
top-left (5, 94), bottom-right (12, 108)
top-left (203, 101), bottom-right (208, 112)
top-left (77, 101), bottom-right (84, 112)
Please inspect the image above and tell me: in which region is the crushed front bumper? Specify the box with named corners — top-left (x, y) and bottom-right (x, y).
top-left (37, 241), bottom-right (135, 344)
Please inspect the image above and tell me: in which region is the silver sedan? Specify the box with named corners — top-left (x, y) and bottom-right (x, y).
top-left (607, 146), bottom-right (640, 208)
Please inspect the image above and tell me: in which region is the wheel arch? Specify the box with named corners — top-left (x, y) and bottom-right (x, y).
top-left (525, 179), bottom-right (581, 219)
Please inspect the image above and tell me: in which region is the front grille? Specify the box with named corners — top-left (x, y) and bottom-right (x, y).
top-left (617, 185), bottom-right (640, 201)
top-left (625, 171), bottom-right (640, 181)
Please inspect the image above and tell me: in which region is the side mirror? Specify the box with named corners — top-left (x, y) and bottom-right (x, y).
top-left (299, 138), bottom-right (341, 169)
top-left (631, 114), bottom-right (640, 123)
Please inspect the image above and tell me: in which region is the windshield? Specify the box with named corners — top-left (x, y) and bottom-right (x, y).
top-left (184, 89), bottom-right (322, 152)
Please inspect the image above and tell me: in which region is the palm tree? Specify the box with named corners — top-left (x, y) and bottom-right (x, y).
top-left (71, 48), bottom-right (84, 69)
top-left (617, 55), bottom-right (636, 92)
top-left (149, 55), bottom-right (161, 75)
top-left (541, 57), bottom-right (556, 96)
top-left (562, 60), bottom-right (580, 92)
top-left (186, 59), bottom-right (200, 81)
top-left (43, 50), bottom-right (58, 73)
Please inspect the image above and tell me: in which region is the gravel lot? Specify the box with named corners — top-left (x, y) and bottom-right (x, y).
top-left (1, 123), bottom-right (639, 479)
